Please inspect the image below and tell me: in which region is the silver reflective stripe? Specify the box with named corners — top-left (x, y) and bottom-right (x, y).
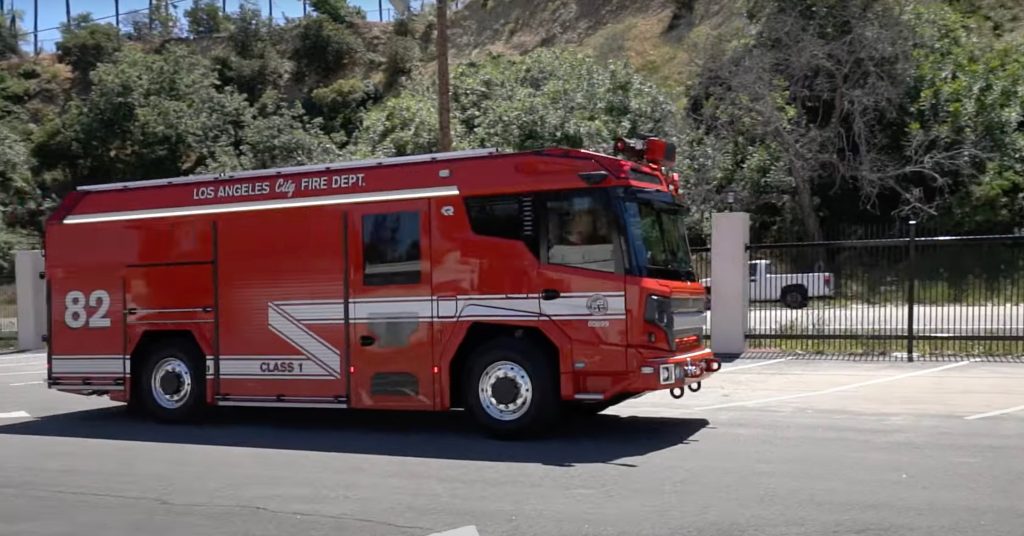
top-left (217, 401), bottom-right (348, 409)
top-left (54, 385), bottom-right (124, 391)
top-left (77, 148), bottom-right (499, 192)
top-left (64, 186), bottom-right (460, 224)
top-left (52, 356), bottom-right (124, 374)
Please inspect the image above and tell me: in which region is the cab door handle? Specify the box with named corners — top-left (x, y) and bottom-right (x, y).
top-left (540, 289), bottom-right (561, 301)
top-left (359, 335), bottom-right (376, 347)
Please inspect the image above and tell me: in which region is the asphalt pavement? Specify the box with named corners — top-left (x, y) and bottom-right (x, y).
top-left (1, 351), bottom-right (1022, 536)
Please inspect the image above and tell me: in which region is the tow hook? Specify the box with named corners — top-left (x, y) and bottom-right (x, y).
top-left (688, 381), bottom-right (702, 393)
top-left (670, 387), bottom-right (685, 399)
top-left (706, 359), bottom-right (722, 372)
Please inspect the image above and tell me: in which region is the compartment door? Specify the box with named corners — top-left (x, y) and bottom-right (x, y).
top-left (347, 200), bottom-right (435, 410)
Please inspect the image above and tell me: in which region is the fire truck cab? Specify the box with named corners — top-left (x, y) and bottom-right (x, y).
top-left (44, 138), bottom-right (719, 436)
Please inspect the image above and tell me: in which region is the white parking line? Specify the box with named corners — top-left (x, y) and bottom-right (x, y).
top-left (721, 357), bottom-right (792, 372)
top-left (696, 360), bottom-right (977, 410)
top-left (10, 381), bottom-right (43, 386)
top-left (964, 404), bottom-right (1024, 421)
top-left (0, 411), bottom-right (31, 419)
top-left (0, 361), bottom-right (45, 368)
top-left (428, 527), bottom-right (480, 536)
top-left (0, 370), bottom-right (46, 377)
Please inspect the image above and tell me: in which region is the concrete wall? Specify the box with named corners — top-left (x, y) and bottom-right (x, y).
top-left (15, 250), bottom-right (46, 351)
top-left (710, 212), bottom-right (750, 357)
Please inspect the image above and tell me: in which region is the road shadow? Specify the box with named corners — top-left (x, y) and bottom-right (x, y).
top-left (0, 406), bottom-right (708, 467)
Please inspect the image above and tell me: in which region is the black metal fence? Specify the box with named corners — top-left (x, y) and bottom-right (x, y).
top-left (744, 223), bottom-right (1024, 357)
top-left (1, 278), bottom-right (16, 344)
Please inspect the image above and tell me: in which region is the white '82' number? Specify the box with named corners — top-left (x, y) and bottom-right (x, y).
top-left (65, 290), bottom-right (112, 329)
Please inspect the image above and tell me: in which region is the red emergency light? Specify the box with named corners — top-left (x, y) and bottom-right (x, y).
top-left (613, 136), bottom-right (677, 168)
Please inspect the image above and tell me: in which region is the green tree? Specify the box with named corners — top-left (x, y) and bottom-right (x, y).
top-left (33, 45), bottom-right (338, 188)
top-left (213, 1), bottom-right (291, 102)
top-left (0, 14), bottom-right (21, 59)
top-left (381, 34), bottom-right (420, 91)
top-left (291, 15), bottom-right (366, 81)
top-left (123, 0), bottom-right (180, 42)
top-left (906, 5), bottom-right (1024, 232)
top-left (0, 126), bottom-right (44, 272)
top-left (683, 0), bottom-right (936, 240)
top-left (230, 92), bottom-right (342, 170)
top-left (349, 49), bottom-right (678, 158)
top-left (185, 0), bottom-right (230, 37)
top-left (56, 14), bottom-right (122, 90)
top-left (309, 78), bottom-right (379, 138)
top-left (308, 0), bottom-right (365, 26)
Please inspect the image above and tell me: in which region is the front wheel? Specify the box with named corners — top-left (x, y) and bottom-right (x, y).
top-left (136, 339), bottom-right (206, 422)
top-left (464, 337), bottom-right (559, 438)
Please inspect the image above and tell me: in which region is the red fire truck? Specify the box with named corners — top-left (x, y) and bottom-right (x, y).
top-left (43, 137), bottom-right (719, 436)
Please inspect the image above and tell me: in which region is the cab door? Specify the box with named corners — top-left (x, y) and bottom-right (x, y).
top-left (535, 189), bottom-right (628, 373)
top-left (347, 200), bottom-right (435, 410)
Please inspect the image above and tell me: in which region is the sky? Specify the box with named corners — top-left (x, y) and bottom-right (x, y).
top-left (4, 0), bottom-right (416, 51)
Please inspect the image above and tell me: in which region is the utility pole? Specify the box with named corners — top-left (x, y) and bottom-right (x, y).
top-left (115, 0), bottom-right (120, 30)
top-left (222, 0), bottom-right (226, 14)
top-left (148, 0), bottom-right (153, 32)
top-left (302, 0), bottom-right (306, 17)
top-left (65, 0), bottom-right (71, 25)
top-left (269, 0), bottom-right (273, 25)
top-left (436, 0), bottom-right (452, 152)
top-left (378, 0), bottom-right (383, 22)
top-left (32, 0), bottom-right (37, 54)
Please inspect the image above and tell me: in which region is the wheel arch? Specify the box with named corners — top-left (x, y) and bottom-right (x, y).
top-left (780, 283), bottom-right (809, 297)
top-left (442, 322), bottom-right (568, 410)
top-left (128, 329), bottom-right (208, 403)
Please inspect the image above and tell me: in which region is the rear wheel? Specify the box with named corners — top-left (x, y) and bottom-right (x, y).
top-left (781, 286), bottom-right (809, 309)
top-left (463, 337), bottom-right (559, 438)
top-left (136, 339), bottom-right (205, 422)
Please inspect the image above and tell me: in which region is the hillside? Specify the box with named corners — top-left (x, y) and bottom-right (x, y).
top-left (3, 0), bottom-right (1024, 273)
top-left (451, 0), bottom-right (749, 93)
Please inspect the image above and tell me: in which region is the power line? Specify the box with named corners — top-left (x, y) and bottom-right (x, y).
top-left (15, 0), bottom-right (191, 40)
top-left (11, 0), bottom-right (408, 50)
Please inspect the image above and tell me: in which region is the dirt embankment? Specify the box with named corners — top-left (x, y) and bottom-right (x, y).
top-left (448, 0), bottom-right (749, 93)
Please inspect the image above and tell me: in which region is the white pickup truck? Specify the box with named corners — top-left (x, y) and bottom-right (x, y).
top-left (702, 260), bottom-right (834, 309)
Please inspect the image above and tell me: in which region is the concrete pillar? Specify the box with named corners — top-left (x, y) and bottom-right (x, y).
top-left (15, 250), bottom-right (46, 351)
top-left (710, 212), bottom-right (750, 357)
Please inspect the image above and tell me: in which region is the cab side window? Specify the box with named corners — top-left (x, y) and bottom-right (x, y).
top-left (362, 212), bottom-right (421, 285)
top-left (544, 192), bottom-right (617, 273)
top-left (464, 195), bottom-right (539, 256)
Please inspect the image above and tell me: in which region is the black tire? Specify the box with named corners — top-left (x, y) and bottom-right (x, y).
top-left (463, 337), bottom-right (559, 438)
top-left (135, 338), bottom-right (206, 422)
top-left (781, 286), bottom-right (809, 309)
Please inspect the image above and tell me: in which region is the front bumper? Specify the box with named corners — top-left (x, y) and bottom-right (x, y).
top-left (640, 348), bottom-right (720, 390)
top-left (572, 348), bottom-right (720, 402)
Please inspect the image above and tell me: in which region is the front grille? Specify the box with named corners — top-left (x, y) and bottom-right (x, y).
top-left (672, 295), bottom-right (706, 340)
top-left (671, 296), bottom-right (704, 314)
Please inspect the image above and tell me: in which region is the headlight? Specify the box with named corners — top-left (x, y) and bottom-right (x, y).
top-left (644, 294), bottom-right (674, 350)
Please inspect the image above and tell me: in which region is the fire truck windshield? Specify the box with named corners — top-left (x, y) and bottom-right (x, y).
top-left (621, 190), bottom-right (696, 283)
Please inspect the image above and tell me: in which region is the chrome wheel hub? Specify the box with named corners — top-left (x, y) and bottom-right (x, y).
top-left (478, 361), bottom-right (533, 421)
top-left (151, 357), bottom-right (192, 409)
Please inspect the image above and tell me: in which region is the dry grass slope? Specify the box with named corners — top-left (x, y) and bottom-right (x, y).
top-left (450, 0), bottom-right (750, 98)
